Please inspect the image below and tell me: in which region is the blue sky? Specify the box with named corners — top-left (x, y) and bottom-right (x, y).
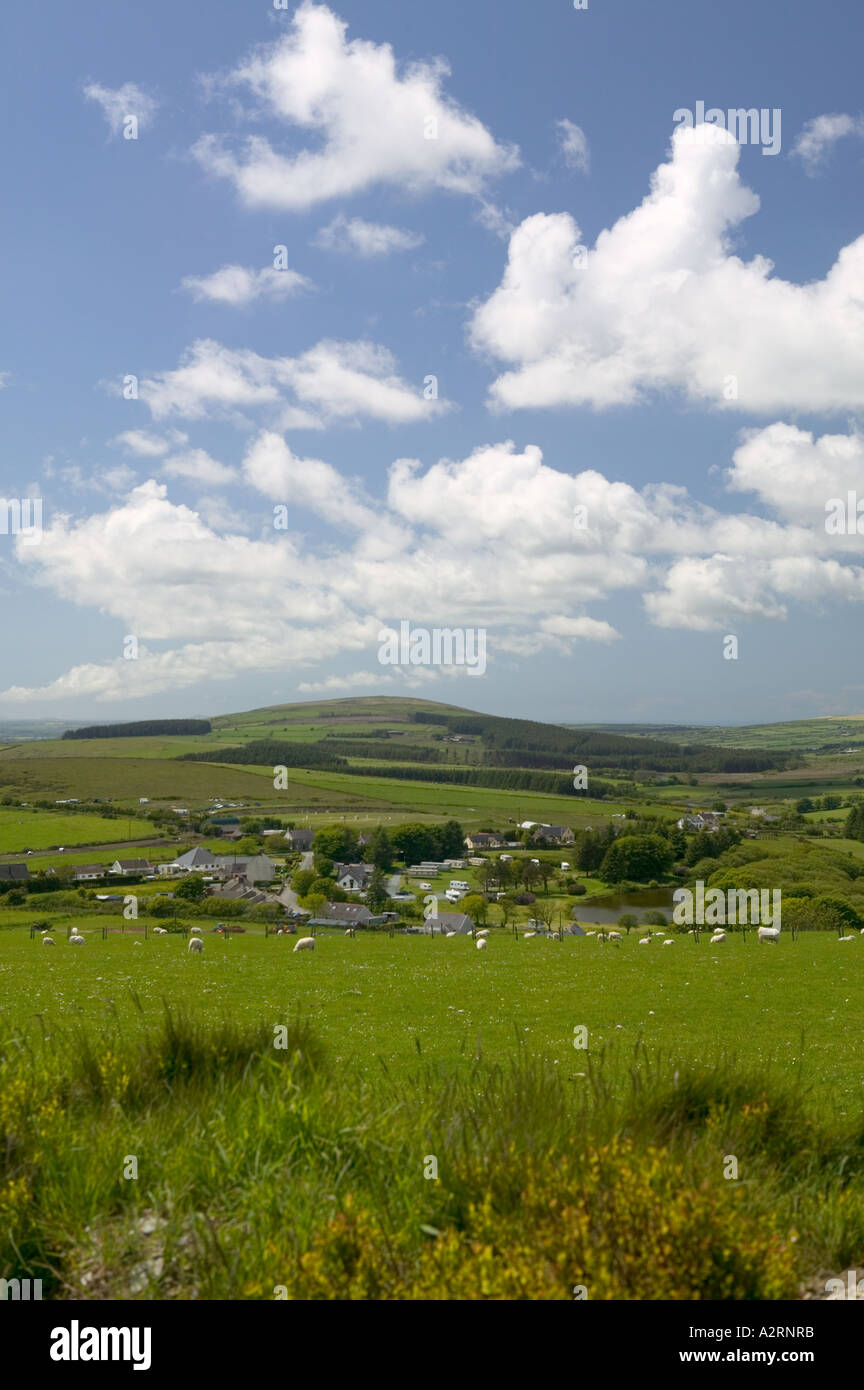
top-left (1, 0), bottom-right (863, 726)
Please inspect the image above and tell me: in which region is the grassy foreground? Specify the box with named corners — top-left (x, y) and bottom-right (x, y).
top-left (2, 1006), bottom-right (864, 1300)
top-left (3, 928), bottom-right (863, 1300)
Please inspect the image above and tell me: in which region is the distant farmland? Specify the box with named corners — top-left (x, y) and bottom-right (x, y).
top-left (0, 808), bottom-right (159, 853)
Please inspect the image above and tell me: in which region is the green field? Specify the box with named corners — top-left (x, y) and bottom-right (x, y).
top-left (0, 925), bottom-right (858, 1099)
top-left (0, 809), bottom-right (158, 853)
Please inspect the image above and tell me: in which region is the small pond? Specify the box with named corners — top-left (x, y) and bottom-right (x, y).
top-left (575, 887), bottom-right (678, 925)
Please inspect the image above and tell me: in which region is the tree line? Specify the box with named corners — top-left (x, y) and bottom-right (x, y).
top-left (410, 711), bottom-right (791, 774)
top-left (63, 720), bottom-right (212, 739)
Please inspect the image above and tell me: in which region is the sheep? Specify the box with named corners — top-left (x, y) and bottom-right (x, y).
top-left (709, 931), bottom-right (726, 944)
top-left (549, 931), bottom-right (562, 941)
top-left (838, 934), bottom-right (856, 942)
top-left (189, 926), bottom-right (203, 935)
top-left (607, 930), bottom-right (623, 942)
top-left (344, 927), bottom-right (356, 937)
top-left (188, 936), bottom-right (204, 953)
top-left (445, 931), bottom-right (457, 937)
top-left (42, 936), bottom-right (55, 946)
top-left (476, 938), bottom-right (487, 951)
top-left (133, 941), bottom-right (142, 947)
top-left (523, 931), bottom-right (537, 939)
top-left (662, 939), bottom-right (674, 947)
top-left (69, 933), bottom-right (85, 946)
top-left (476, 928), bottom-right (490, 937)
top-left (757, 926), bottom-right (780, 943)
top-left (293, 937), bottom-right (315, 952)
top-left (152, 927), bottom-right (167, 935)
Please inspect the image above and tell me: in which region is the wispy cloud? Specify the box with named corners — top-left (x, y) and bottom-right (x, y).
top-left (312, 214), bottom-right (424, 258)
top-left (792, 113), bottom-right (864, 173)
top-left (180, 264), bottom-right (313, 306)
top-left (83, 81), bottom-right (158, 136)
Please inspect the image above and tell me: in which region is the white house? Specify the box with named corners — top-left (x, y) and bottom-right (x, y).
top-left (333, 862), bottom-right (374, 892)
top-left (109, 858), bottom-right (151, 876)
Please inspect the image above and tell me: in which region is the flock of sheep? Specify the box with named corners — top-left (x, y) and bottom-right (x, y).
top-left (37, 923), bottom-right (864, 953)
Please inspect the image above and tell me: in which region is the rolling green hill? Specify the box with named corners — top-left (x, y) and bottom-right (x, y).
top-left (574, 716), bottom-right (864, 753)
top-left (1, 697), bottom-right (860, 826)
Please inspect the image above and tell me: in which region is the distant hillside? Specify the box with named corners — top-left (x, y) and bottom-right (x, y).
top-left (191, 697), bottom-right (793, 775)
top-left (0, 720), bottom-right (89, 744)
top-left (63, 719), bottom-right (212, 740)
top-left (211, 695), bottom-right (476, 732)
top-left (573, 717), bottom-right (864, 753)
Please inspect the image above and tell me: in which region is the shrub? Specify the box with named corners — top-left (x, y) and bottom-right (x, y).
top-left (286, 1138), bottom-right (798, 1301)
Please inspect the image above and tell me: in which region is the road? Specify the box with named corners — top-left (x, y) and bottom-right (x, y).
top-left (275, 850), bottom-right (315, 911)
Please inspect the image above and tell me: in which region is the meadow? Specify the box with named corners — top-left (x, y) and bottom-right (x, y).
top-left (0, 808), bottom-right (158, 853)
top-left (1, 924), bottom-right (860, 1100)
top-left (2, 923), bottom-right (864, 1300)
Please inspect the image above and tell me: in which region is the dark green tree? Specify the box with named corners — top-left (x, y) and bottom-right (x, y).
top-left (175, 875), bottom-right (207, 902)
top-left (367, 826), bottom-right (394, 871)
top-left (366, 868), bottom-right (391, 913)
top-left (600, 835), bottom-right (674, 884)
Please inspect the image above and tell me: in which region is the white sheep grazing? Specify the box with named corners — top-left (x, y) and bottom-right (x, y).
top-left (838, 934), bottom-right (856, 942)
top-left (662, 939), bottom-right (674, 947)
top-left (638, 937), bottom-right (650, 946)
top-left (42, 936), bottom-right (55, 946)
top-left (69, 933), bottom-right (85, 946)
top-left (188, 936), bottom-right (204, 953)
top-left (523, 931), bottom-right (537, 939)
top-left (710, 931), bottom-right (726, 944)
top-left (293, 937), bottom-right (315, 953)
top-left (189, 926), bottom-right (202, 935)
top-left (757, 926), bottom-right (780, 943)
top-left (134, 941), bottom-right (142, 947)
top-left (476, 928), bottom-right (490, 937)
top-left (445, 931), bottom-right (457, 937)
top-left (476, 937), bottom-right (487, 951)
top-left (585, 931), bottom-right (596, 937)
top-left (344, 927), bottom-right (356, 937)
top-left (607, 930), bottom-right (623, 942)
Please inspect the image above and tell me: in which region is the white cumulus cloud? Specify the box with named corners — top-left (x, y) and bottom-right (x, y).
top-left (192, 1), bottom-right (518, 210)
top-left (11, 428), bottom-right (864, 701)
top-left (471, 125), bottom-right (864, 414)
top-left (139, 337), bottom-right (446, 428)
